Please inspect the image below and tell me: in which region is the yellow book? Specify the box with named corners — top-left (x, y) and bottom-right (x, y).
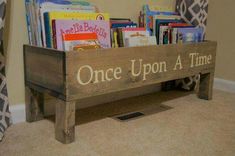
top-left (44, 12), bottom-right (110, 48)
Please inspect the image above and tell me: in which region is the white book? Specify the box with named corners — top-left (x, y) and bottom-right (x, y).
top-left (125, 36), bottom-right (157, 47)
top-left (172, 28), bottom-right (178, 44)
top-left (122, 28), bottom-right (149, 47)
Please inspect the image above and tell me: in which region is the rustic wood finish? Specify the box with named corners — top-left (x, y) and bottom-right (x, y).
top-left (25, 87), bottom-right (44, 122)
top-left (55, 100), bottom-right (75, 144)
top-left (198, 72), bottom-right (214, 100)
top-left (65, 41), bottom-right (217, 101)
top-left (24, 41), bottom-right (217, 144)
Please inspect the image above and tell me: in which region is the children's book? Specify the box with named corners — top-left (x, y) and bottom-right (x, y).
top-left (142, 4), bottom-right (178, 34)
top-left (122, 28), bottom-right (149, 47)
top-left (125, 36), bottom-right (157, 47)
top-left (168, 23), bottom-right (193, 44)
top-left (152, 15), bottom-right (181, 36)
top-left (53, 19), bottom-right (111, 50)
top-left (63, 33), bottom-right (100, 51)
top-left (44, 12), bottom-right (110, 48)
top-left (39, 1), bottom-right (97, 47)
top-left (24, 0), bottom-right (98, 46)
top-left (159, 25), bottom-right (169, 45)
top-left (111, 22), bottom-right (137, 29)
top-left (155, 19), bottom-right (181, 44)
top-left (177, 27), bottom-right (203, 43)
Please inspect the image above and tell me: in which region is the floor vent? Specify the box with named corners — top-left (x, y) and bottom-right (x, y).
top-left (115, 112), bottom-right (145, 121)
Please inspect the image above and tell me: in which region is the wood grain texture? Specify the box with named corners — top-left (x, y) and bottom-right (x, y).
top-left (25, 87), bottom-right (44, 122)
top-left (65, 41), bottom-right (217, 101)
top-left (24, 45), bottom-right (65, 96)
top-left (198, 72), bottom-right (214, 100)
top-left (55, 100), bottom-right (75, 144)
top-left (24, 42), bottom-right (217, 102)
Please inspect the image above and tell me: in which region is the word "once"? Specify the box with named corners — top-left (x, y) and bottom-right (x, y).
top-left (77, 65), bottom-right (122, 85)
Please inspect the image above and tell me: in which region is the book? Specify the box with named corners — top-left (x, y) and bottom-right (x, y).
top-left (159, 25), bottom-right (169, 45)
top-left (110, 19), bottom-right (138, 48)
top-left (39, 1), bottom-right (97, 47)
top-left (168, 23), bottom-right (192, 44)
top-left (152, 14), bottom-right (181, 36)
top-left (125, 36), bottom-right (157, 47)
top-left (177, 27), bottom-right (204, 43)
top-left (52, 19), bottom-right (111, 50)
top-left (63, 33), bottom-right (100, 51)
top-left (24, 0), bottom-right (98, 47)
top-left (111, 22), bottom-right (137, 29)
top-left (44, 12), bottom-right (110, 48)
top-left (122, 27), bottom-right (149, 47)
top-left (142, 4), bottom-right (178, 34)
top-left (155, 19), bottom-right (181, 44)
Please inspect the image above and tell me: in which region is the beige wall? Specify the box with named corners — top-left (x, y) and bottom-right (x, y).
top-left (206, 0), bottom-right (235, 81)
top-left (5, 0), bottom-right (175, 105)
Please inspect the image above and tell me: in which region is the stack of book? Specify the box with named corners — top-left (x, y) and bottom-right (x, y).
top-left (139, 4), bottom-right (204, 91)
top-left (25, 2), bottom-right (205, 52)
top-left (25, 0), bottom-right (111, 51)
top-left (110, 18), bottom-right (157, 48)
top-left (139, 4), bottom-right (204, 45)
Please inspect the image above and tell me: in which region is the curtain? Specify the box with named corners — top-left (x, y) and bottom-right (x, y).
top-left (176, 0), bottom-right (209, 39)
top-left (0, 0), bottom-right (11, 141)
top-left (175, 0), bottom-right (209, 90)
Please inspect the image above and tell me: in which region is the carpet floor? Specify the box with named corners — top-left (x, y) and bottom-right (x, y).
top-left (0, 90), bottom-right (235, 156)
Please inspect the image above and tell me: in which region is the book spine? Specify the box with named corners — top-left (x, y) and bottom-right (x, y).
top-left (25, 0), bottom-right (33, 45)
top-left (117, 28), bottom-right (124, 47)
top-left (44, 12), bottom-right (52, 48)
top-left (113, 31), bottom-right (119, 48)
top-left (29, 1), bottom-right (36, 45)
top-left (172, 28), bottom-right (178, 44)
top-left (52, 20), bottom-right (57, 49)
top-left (159, 26), bottom-right (164, 45)
top-left (34, 1), bottom-right (43, 47)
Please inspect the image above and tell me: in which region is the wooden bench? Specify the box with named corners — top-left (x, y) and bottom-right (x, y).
top-left (23, 41), bottom-right (217, 144)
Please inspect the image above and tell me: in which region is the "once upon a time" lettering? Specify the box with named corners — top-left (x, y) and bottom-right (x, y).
top-left (76, 53), bottom-right (213, 86)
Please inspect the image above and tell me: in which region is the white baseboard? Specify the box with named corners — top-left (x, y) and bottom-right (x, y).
top-left (8, 78), bottom-right (235, 124)
top-left (9, 104), bottom-right (25, 124)
top-left (214, 78), bottom-right (235, 93)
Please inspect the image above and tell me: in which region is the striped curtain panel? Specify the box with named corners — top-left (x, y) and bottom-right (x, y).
top-left (175, 0), bottom-right (209, 90)
top-left (0, 0), bottom-right (11, 141)
top-left (176, 0), bottom-right (209, 38)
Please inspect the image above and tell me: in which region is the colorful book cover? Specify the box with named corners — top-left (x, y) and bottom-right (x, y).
top-left (122, 28), bottom-right (149, 47)
top-left (63, 33), bottom-right (100, 51)
top-left (177, 27), bottom-right (203, 43)
top-left (39, 1), bottom-right (97, 47)
top-left (155, 19), bottom-right (181, 44)
top-left (44, 12), bottom-right (109, 48)
top-left (168, 23), bottom-right (193, 44)
top-left (111, 23), bottom-right (137, 29)
top-left (53, 19), bottom-right (111, 50)
top-left (125, 36), bottom-right (157, 47)
top-left (152, 15), bottom-right (181, 35)
top-left (142, 4), bottom-right (178, 35)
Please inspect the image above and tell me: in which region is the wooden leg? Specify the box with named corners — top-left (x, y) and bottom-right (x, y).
top-left (55, 100), bottom-right (76, 144)
top-left (198, 72), bottom-right (214, 100)
top-left (25, 87), bottom-right (44, 122)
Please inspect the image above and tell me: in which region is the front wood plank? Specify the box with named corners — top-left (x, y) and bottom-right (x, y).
top-left (65, 42), bottom-right (217, 101)
top-left (25, 87), bottom-right (44, 122)
top-left (55, 100), bottom-right (75, 144)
